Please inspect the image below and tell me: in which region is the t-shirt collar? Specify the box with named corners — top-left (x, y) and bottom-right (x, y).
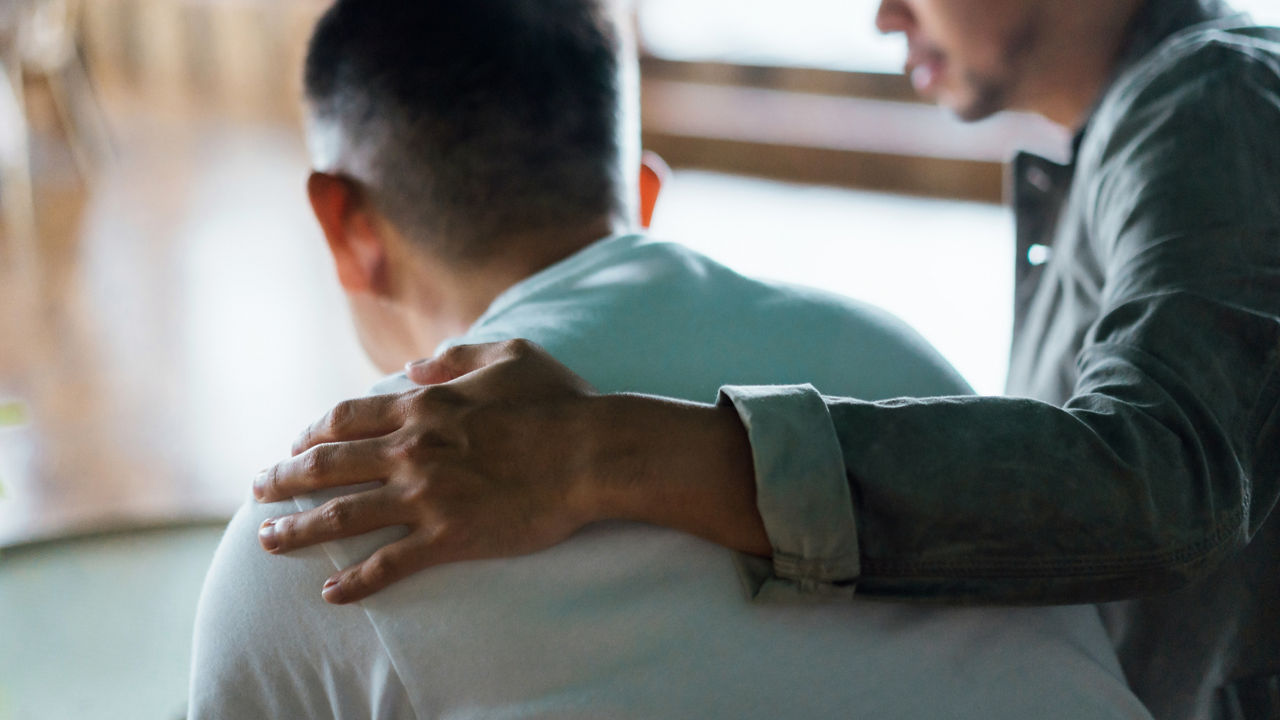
top-left (445, 232), bottom-right (649, 348)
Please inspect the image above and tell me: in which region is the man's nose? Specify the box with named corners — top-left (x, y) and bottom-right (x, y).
top-left (874, 0), bottom-right (914, 34)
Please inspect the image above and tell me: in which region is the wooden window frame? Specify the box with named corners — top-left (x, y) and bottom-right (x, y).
top-left (640, 55), bottom-right (1011, 203)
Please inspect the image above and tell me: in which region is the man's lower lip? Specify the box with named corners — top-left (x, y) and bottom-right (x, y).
top-left (910, 59), bottom-right (943, 93)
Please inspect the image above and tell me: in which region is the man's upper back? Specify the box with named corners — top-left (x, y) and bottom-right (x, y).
top-left (447, 234), bottom-right (969, 401)
top-left (191, 235), bottom-right (1151, 719)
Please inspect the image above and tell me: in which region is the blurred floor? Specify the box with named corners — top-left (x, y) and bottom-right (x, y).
top-left (0, 524), bottom-right (226, 720)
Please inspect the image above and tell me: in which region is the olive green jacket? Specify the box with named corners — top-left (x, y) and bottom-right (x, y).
top-left (722, 3), bottom-right (1280, 718)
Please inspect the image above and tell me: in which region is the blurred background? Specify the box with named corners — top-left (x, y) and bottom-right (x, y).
top-left (1, 1), bottom-right (1276, 718)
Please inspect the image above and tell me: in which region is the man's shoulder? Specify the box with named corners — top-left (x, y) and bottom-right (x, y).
top-left (1138, 16), bottom-right (1278, 81)
top-left (1097, 17), bottom-right (1280, 135)
top-left (539, 235), bottom-right (913, 332)
top-left (459, 237), bottom-right (972, 401)
top-left (189, 495), bottom-right (412, 718)
top-left (473, 233), bottom-right (892, 348)
top-left (1080, 17), bottom-right (1280, 199)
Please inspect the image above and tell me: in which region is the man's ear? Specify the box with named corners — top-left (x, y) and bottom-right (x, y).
top-left (638, 151), bottom-right (669, 229)
top-left (307, 172), bottom-right (388, 294)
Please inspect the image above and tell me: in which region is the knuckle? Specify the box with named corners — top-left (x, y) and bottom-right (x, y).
top-left (303, 445), bottom-right (333, 476)
top-left (327, 400), bottom-right (357, 434)
top-left (504, 338), bottom-right (536, 358)
top-left (406, 387), bottom-right (434, 414)
top-left (362, 553), bottom-right (398, 588)
top-left (440, 344), bottom-right (468, 364)
top-left (319, 498), bottom-right (352, 532)
top-left (434, 519), bottom-right (465, 546)
top-left (423, 383), bottom-right (463, 407)
top-left (431, 522), bottom-right (478, 561)
top-left (401, 480), bottom-right (432, 507)
top-left (405, 384), bottom-right (464, 418)
top-left (385, 439), bottom-right (413, 463)
top-left (387, 433), bottom-right (426, 463)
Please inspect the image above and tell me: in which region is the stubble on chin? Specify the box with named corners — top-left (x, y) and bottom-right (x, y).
top-left (950, 69), bottom-right (1015, 121)
top-left (949, 8), bottom-right (1043, 122)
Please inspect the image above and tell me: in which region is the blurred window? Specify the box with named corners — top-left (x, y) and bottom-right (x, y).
top-left (639, 0), bottom-right (1280, 73)
top-left (637, 0), bottom-right (902, 73)
top-left (1239, 1), bottom-right (1280, 25)
top-left (634, 0), bottom-right (1072, 204)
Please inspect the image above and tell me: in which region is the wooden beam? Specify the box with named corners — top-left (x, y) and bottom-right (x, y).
top-left (640, 56), bottom-right (921, 104)
top-left (642, 131), bottom-right (1004, 203)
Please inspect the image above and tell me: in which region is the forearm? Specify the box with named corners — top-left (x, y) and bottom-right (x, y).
top-left (571, 358), bottom-right (1265, 605)
top-left (832, 392), bottom-right (1247, 603)
top-left (580, 393), bottom-right (771, 557)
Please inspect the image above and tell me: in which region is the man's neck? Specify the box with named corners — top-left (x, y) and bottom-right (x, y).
top-left (1026, 0), bottom-right (1146, 130)
top-left (400, 217), bottom-right (627, 356)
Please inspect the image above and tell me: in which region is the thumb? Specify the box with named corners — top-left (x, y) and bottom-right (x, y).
top-left (405, 340), bottom-right (530, 385)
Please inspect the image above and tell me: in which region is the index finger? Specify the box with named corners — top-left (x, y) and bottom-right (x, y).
top-left (256, 436), bottom-right (390, 503)
top-left (292, 393), bottom-right (409, 456)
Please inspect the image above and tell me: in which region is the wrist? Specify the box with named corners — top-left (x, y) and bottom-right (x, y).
top-left (571, 393), bottom-right (768, 556)
top-left (566, 393), bottom-right (656, 525)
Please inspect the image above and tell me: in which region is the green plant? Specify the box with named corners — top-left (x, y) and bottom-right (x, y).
top-left (0, 400), bottom-right (28, 499)
top-left (0, 402), bottom-right (25, 428)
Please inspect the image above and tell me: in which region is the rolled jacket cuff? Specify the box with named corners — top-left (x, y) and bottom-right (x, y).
top-left (718, 384), bottom-right (861, 601)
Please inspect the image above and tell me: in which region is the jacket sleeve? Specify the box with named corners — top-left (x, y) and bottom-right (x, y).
top-left (725, 43), bottom-right (1280, 604)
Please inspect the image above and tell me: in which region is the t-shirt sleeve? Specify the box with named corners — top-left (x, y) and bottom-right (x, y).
top-left (188, 497), bottom-right (417, 719)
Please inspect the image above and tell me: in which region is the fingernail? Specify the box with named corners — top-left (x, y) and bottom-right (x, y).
top-left (258, 518), bottom-right (279, 552)
top-left (405, 357), bottom-right (431, 371)
top-left (322, 576), bottom-right (342, 603)
top-left (252, 470), bottom-right (268, 500)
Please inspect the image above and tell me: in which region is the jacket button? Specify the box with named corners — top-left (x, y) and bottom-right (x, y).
top-left (1027, 244), bottom-right (1052, 266)
top-left (1025, 165), bottom-right (1053, 193)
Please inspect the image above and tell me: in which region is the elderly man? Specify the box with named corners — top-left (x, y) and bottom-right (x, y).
top-left (188, 0), bottom-right (1152, 717)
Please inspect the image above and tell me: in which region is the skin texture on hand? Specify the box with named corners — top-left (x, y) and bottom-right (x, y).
top-left (253, 339), bottom-right (767, 603)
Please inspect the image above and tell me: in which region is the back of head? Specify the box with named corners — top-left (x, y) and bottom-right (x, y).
top-left (304, 0), bottom-right (628, 265)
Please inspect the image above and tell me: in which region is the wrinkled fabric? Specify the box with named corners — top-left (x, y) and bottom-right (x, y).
top-left (728, 3), bottom-right (1280, 719)
top-left (720, 385), bottom-right (861, 600)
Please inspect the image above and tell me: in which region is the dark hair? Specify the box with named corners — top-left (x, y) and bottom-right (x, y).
top-left (304, 0), bottom-right (625, 263)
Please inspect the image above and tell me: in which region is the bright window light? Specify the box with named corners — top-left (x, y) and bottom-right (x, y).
top-left (639, 0), bottom-right (1280, 73)
top-left (638, 0), bottom-right (903, 73)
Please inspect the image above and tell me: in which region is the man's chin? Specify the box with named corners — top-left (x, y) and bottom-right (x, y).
top-left (939, 88), bottom-right (1007, 124)
top-left (905, 76), bottom-right (997, 123)
top-left (949, 104), bottom-right (1001, 123)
